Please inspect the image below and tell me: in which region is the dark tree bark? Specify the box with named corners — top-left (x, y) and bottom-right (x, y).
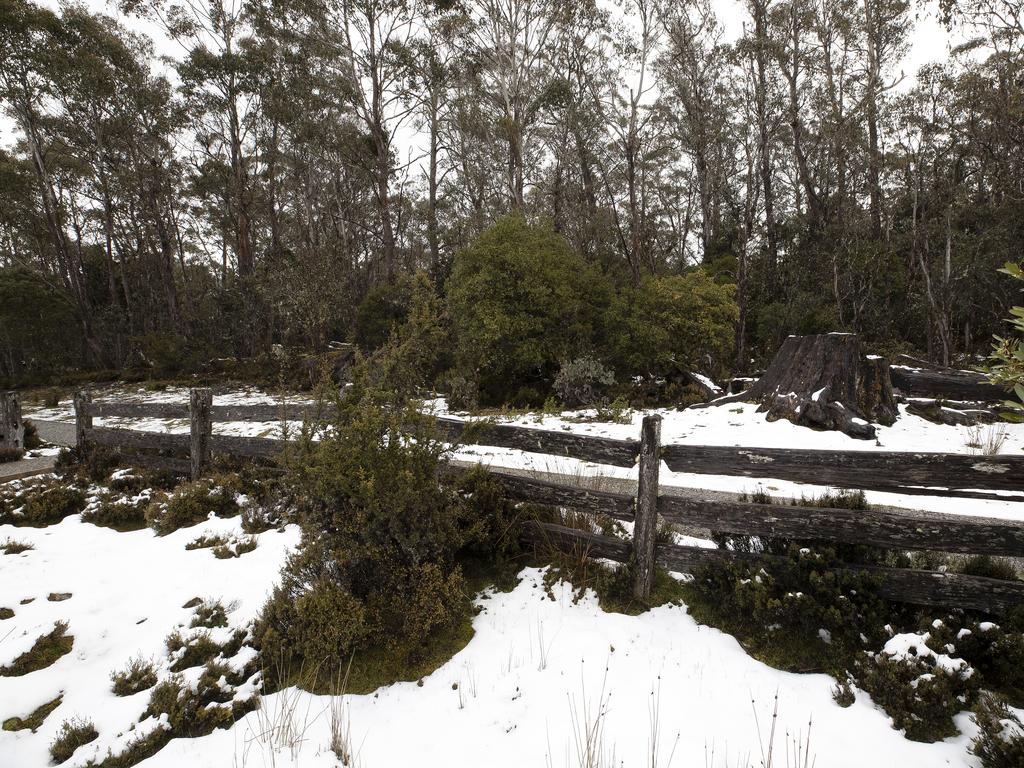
top-left (705, 333), bottom-right (898, 439)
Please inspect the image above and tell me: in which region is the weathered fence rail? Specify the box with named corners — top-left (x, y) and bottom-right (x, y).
top-left (71, 388), bottom-right (1024, 613)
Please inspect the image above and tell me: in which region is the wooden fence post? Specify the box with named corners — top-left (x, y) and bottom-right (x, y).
top-left (190, 388), bottom-right (213, 479)
top-left (0, 391), bottom-right (24, 453)
top-left (73, 390), bottom-right (92, 453)
top-left (633, 413), bottom-right (662, 602)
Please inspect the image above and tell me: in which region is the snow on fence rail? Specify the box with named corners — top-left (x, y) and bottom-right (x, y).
top-left (72, 389), bottom-right (1024, 613)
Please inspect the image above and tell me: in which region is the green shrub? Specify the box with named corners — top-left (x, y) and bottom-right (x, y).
top-left (142, 675), bottom-right (247, 739)
top-left (0, 480), bottom-right (85, 527)
top-left (83, 491), bottom-right (150, 531)
top-left (553, 356), bottom-right (615, 408)
top-left (604, 270), bottom-right (737, 378)
top-left (0, 621), bottom-right (73, 676)
top-left (353, 277), bottom-right (413, 353)
top-left (145, 480), bottom-right (239, 535)
top-left (857, 644), bottom-right (976, 742)
top-left (212, 537), bottom-right (257, 559)
top-left (190, 600), bottom-right (229, 629)
top-left (49, 717), bottom-right (98, 764)
top-left (2, 694), bottom-right (62, 732)
top-left (165, 630), bottom-right (226, 672)
top-left (926, 616), bottom-right (1024, 707)
top-left (257, 393), bottom-right (507, 690)
top-left (972, 692), bottom-right (1024, 768)
top-left (447, 215), bottom-right (609, 405)
top-left (685, 546), bottom-right (894, 674)
top-left (438, 370), bottom-right (479, 412)
top-left (110, 657), bottom-right (158, 696)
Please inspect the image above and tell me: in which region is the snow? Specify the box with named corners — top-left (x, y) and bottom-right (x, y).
top-left (0, 512), bottom-right (299, 767)
top-left (133, 570), bottom-right (979, 768)
top-left (8, 385), bottom-right (1024, 766)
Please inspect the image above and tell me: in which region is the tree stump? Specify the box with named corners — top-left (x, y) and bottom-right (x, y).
top-left (713, 334), bottom-right (898, 440)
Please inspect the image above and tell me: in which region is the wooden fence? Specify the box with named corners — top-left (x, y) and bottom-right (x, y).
top-left (72, 388), bottom-right (1024, 614)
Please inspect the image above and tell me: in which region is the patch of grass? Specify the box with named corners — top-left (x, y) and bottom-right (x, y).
top-left (0, 607), bottom-right (13, 620)
top-left (184, 532), bottom-right (229, 550)
top-left (2, 694), bottom-right (62, 732)
top-left (954, 555), bottom-right (1020, 582)
top-left (110, 657), bottom-right (158, 697)
top-left (0, 621), bottom-right (73, 676)
top-left (2, 538), bottom-right (33, 555)
top-left (50, 716), bottom-right (99, 764)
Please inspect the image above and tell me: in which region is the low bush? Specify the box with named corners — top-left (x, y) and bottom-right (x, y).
top-left (926, 616), bottom-right (1024, 707)
top-left (553, 356), bottom-right (615, 408)
top-left (2, 694), bottom-right (62, 732)
top-left (145, 480), bottom-right (239, 535)
top-left (0, 607), bottom-right (13, 619)
top-left (257, 384), bottom-right (519, 692)
top-left (190, 600), bottom-right (229, 629)
top-left (49, 717), bottom-right (98, 764)
top-left (972, 692), bottom-right (1024, 768)
top-left (0, 621), bottom-right (73, 676)
top-left (857, 640), bottom-right (977, 742)
top-left (0, 480), bottom-right (86, 527)
top-left (685, 545), bottom-right (895, 674)
top-left (0, 447), bottom-right (24, 463)
top-left (111, 657), bottom-right (158, 697)
top-left (83, 491), bottom-right (151, 531)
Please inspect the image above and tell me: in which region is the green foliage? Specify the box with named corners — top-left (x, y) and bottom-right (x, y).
top-left (0, 621), bottom-right (73, 676)
top-left (49, 717), bottom-right (99, 764)
top-left (926, 616), bottom-right (1024, 708)
top-left (553, 356), bottom-right (615, 408)
top-left (857, 647), bottom-right (976, 742)
top-left (257, 383), bottom-right (518, 690)
top-left (955, 555), bottom-right (1020, 582)
top-left (972, 693), bottom-right (1024, 768)
top-left (355, 272), bottom-right (448, 399)
top-left (0, 266), bottom-right (80, 381)
top-left (685, 546), bottom-right (892, 674)
top-left (0, 607), bottom-right (13, 620)
top-left (83, 491), bottom-right (151, 531)
top-left (0, 479), bottom-right (86, 527)
top-left (353, 277), bottom-right (413, 352)
top-left (189, 600), bottom-right (229, 629)
top-left (604, 271), bottom-right (738, 377)
top-left (145, 480), bottom-right (239, 535)
top-left (110, 657), bottom-right (158, 697)
top-left (989, 261), bottom-right (1024, 420)
top-left (2, 694), bottom-right (62, 732)
top-left (447, 215), bottom-right (608, 405)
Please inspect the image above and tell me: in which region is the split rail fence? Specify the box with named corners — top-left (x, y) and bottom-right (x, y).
top-left (72, 388), bottom-right (1024, 613)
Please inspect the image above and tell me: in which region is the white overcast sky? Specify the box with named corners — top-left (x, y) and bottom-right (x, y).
top-left (1, 0), bottom-right (955, 153)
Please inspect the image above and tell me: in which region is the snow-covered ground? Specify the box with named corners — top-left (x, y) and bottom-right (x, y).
top-left (25, 385), bottom-right (1024, 519)
top-left (5, 385), bottom-right (1023, 767)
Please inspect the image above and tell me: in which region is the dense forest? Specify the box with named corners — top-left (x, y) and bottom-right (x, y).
top-left (0, 0), bottom-right (1022, 399)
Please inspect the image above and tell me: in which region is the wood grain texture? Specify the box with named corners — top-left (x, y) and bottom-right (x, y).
top-left (633, 414), bottom-right (661, 600)
top-left (661, 444), bottom-right (1024, 497)
top-left (658, 495), bottom-right (1024, 556)
top-left (434, 417), bottom-right (639, 468)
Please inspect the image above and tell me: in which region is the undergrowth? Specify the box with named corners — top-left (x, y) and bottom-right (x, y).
top-left (0, 621), bottom-right (74, 676)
